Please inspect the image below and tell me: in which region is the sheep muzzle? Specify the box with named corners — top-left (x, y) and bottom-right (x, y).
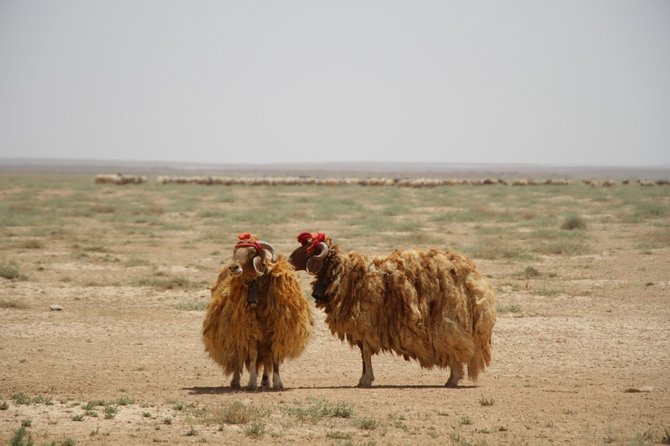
top-left (229, 263), bottom-right (243, 276)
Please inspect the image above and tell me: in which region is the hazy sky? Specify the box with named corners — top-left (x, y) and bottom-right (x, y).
top-left (1, 1), bottom-right (668, 166)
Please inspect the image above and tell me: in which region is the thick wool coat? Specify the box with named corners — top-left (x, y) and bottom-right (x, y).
top-left (315, 245), bottom-right (496, 381)
top-left (202, 257), bottom-right (313, 376)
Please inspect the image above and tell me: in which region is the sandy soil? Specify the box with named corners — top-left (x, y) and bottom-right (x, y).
top-left (1, 177), bottom-right (669, 446)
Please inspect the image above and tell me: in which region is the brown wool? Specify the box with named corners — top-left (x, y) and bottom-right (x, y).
top-left (202, 256), bottom-right (313, 378)
top-left (316, 244), bottom-right (496, 382)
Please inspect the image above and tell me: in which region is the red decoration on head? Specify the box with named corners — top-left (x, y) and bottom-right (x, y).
top-left (235, 232), bottom-right (262, 253)
top-left (297, 232), bottom-right (327, 254)
top-left (297, 232), bottom-right (312, 246)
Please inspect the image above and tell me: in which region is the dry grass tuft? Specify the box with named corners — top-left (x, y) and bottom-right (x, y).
top-left (561, 213), bottom-right (587, 230)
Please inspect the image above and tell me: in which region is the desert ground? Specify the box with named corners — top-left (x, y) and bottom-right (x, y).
top-left (1, 172), bottom-right (669, 445)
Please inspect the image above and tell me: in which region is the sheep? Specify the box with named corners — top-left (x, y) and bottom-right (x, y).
top-left (288, 232), bottom-right (496, 388)
top-left (95, 173), bottom-right (147, 185)
top-left (202, 233), bottom-right (313, 390)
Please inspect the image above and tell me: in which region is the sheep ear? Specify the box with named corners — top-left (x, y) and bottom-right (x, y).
top-left (252, 255), bottom-right (266, 276)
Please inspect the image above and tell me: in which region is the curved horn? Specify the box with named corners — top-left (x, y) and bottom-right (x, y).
top-left (313, 242), bottom-right (329, 259)
top-left (257, 240), bottom-right (277, 262)
top-left (306, 242), bottom-right (329, 275)
top-left (252, 255), bottom-right (265, 276)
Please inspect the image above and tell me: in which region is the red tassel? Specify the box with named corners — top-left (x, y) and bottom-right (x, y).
top-left (297, 232), bottom-right (313, 245)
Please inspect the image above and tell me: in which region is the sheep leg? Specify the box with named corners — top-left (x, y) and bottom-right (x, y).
top-left (446, 360), bottom-right (464, 388)
top-left (272, 361), bottom-right (284, 390)
top-left (357, 342), bottom-right (374, 388)
top-left (230, 368), bottom-right (241, 389)
top-left (246, 346), bottom-right (258, 391)
top-left (261, 354), bottom-right (273, 389)
top-left (261, 363), bottom-right (271, 389)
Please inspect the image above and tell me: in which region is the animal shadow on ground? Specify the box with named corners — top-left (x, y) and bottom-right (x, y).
top-left (183, 384), bottom-right (478, 395)
top-left (183, 386), bottom-right (292, 395)
top-left (184, 386), bottom-right (244, 395)
top-left (294, 384), bottom-right (479, 390)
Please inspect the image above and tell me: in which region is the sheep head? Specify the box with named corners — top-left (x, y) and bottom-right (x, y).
top-left (229, 232), bottom-right (277, 279)
top-left (288, 232), bottom-right (329, 275)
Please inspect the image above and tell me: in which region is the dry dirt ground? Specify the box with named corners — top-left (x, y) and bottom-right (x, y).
top-left (1, 174), bottom-right (669, 445)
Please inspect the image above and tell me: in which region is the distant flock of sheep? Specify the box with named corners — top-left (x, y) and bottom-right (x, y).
top-left (95, 173), bottom-right (669, 187)
top-left (202, 232), bottom-right (496, 390)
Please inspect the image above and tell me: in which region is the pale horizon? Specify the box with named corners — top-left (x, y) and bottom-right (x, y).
top-left (1, 1), bottom-right (669, 166)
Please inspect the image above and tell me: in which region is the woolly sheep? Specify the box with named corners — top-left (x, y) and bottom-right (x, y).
top-left (202, 233), bottom-right (313, 390)
top-left (288, 232), bottom-right (496, 388)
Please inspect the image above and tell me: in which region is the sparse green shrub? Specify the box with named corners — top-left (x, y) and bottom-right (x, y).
top-left (243, 421), bottom-right (266, 438)
top-left (0, 401), bottom-right (8, 410)
top-left (135, 275), bottom-right (197, 290)
top-left (533, 287), bottom-right (562, 297)
top-left (521, 266), bottom-right (541, 278)
top-left (20, 240), bottom-right (43, 249)
top-left (0, 260), bottom-right (21, 280)
top-left (31, 395), bottom-right (53, 405)
top-left (9, 426), bottom-right (33, 446)
top-left (215, 401), bottom-right (269, 425)
top-left (125, 257), bottom-right (151, 267)
top-left (467, 239), bottom-right (534, 261)
top-left (326, 431), bottom-right (353, 440)
top-left (12, 393), bottom-right (31, 405)
top-left (104, 405), bottom-right (117, 419)
top-left (20, 419), bottom-right (32, 427)
top-left (354, 416), bottom-right (377, 430)
top-left (287, 399), bottom-right (353, 423)
top-left (82, 400), bottom-right (106, 410)
top-left (114, 396), bottom-right (134, 406)
top-left (173, 401), bottom-right (187, 411)
top-left (72, 414), bottom-right (85, 421)
top-left (176, 301), bottom-right (208, 311)
top-left (535, 239), bottom-right (589, 256)
top-left (479, 397), bottom-right (495, 406)
top-left (561, 213), bottom-right (586, 230)
top-left (497, 304), bottom-right (522, 314)
top-left (634, 202), bottom-right (667, 219)
top-left (661, 427), bottom-right (670, 445)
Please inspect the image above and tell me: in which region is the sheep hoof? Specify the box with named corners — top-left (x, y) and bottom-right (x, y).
top-left (245, 384), bottom-right (258, 391)
top-left (357, 379), bottom-right (373, 388)
top-left (445, 375), bottom-right (462, 388)
top-left (273, 383), bottom-right (284, 391)
top-left (261, 376), bottom-right (270, 388)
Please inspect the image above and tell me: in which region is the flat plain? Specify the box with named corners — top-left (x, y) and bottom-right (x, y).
top-left (1, 172), bottom-right (669, 445)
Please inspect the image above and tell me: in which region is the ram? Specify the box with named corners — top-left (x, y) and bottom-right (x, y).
top-left (203, 233), bottom-right (313, 390)
top-left (288, 232), bottom-right (496, 388)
